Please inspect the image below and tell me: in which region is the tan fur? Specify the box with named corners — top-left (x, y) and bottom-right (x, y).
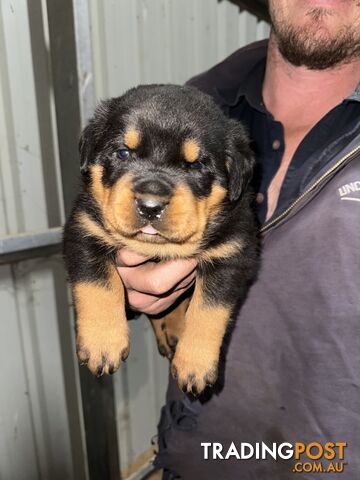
top-left (171, 279), bottom-right (230, 393)
top-left (182, 139), bottom-right (200, 163)
top-left (76, 211), bottom-right (117, 247)
top-left (90, 165), bottom-right (109, 206)
top-left (74, 268), bottom-right (129, 375)
top-left (163, 297), bottom-right (189, 345)
top-left (150, 297), bottom-right (189, 358)
top-left (89, 166), bottom-right (228, 264)
top-left (202, 184), bottom-right (227, 218)
top-left (118, 238), bottom-right (199, 259)
top-left (104, 175), bottom-right (139, 234)
top-left (199, 240), bottom-right (244, 264)
top-left (149, 318), bottom-right (170, 356)
top-left (124, 128), bottom-right (140, 149)
top-left (90, 167), bottom-right (139, 238)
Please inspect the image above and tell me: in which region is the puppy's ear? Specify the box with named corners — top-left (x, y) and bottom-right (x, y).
top-left (79, 100), bottom-right (112, 173)
top-left (225, 120), bottom-right (254, 202)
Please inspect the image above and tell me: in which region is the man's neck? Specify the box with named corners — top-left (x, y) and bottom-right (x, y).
top-left (262, 33), bottom-right (360, 132)
top-left (262, 32), bottom-right (360, 221)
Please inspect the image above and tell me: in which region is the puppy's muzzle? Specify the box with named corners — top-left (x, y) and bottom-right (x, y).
top-left (133, 178), bottom-right (171, 221)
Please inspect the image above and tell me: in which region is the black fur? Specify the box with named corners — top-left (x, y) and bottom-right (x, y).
top-left (63, 84), bottom-right (259, 379)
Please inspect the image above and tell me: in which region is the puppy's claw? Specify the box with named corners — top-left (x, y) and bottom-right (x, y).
top-left (171, 344), bottom-right (218, 396)
top-left (77, 336), bottom-right (130, 377)
top-left (121, 346), bottom-right (130, 362)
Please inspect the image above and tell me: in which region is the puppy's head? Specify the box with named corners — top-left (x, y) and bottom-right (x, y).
top-left (80, 85), bottom-right (253, 257)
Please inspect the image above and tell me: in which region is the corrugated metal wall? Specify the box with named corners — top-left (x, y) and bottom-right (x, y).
top-left (90, 0), bottom-right (269, 99)
top-left (0, 1), bottom-right (269, 478)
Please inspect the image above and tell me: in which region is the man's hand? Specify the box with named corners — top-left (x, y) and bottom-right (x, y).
top-left (116, 249), bottom-right (197, 315)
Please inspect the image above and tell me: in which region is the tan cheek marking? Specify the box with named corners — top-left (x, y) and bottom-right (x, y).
top-left (193, 183), bottom-right (227, 241)
top-left (205, 184), bottom-right (227, 216)
top-left (89, 170), bottom-right (137, 237)
top-left (164, 184), bottom-right (199, 238)
top-left (90, 165), bottom-right (109, 206)
top-left (171, 278), bottom-right (231, 393)
top-left (76, 211), bottom-right (117, 247)
top-left (124, 128), bottom-right (140, 149)
top-left (105, 174), bottom-right (136, 232)
top-left (74, 269), bottom-right (129, 375)
top-left (183, 140), bottom-right (200, 163)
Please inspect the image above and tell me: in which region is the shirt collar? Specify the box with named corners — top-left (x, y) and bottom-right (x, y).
top-left (213, 41), bottom-right (268, 112)
top-left (215, 57), bottom-right (267, 113)
top-left (215, 42), bottom-right (360, 110)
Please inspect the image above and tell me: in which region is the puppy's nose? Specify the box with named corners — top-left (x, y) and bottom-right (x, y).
top-left (136, 197), bottom-right (168, 220)
top-left (133, 179), bottom-right (172, 197)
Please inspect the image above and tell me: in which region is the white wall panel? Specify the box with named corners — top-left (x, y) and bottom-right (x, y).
top-left (1, 0), bottom-right (46, 233)
top-left (90, 0), bottom-right (270, 99)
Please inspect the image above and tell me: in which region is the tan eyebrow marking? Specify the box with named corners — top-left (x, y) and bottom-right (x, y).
top-left (183, 139), bottom-right (200, 163)
top-left (124, 128), bottom-right (140, 149)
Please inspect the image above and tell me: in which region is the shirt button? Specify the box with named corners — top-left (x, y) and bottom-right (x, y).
top-left (256, 193), bottom-right (265, 204)
top-left (272, 139), bottom-right (281, 150)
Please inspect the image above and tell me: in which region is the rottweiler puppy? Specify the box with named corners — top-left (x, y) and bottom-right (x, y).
top-left (63, 84), bottom-right (258, 395)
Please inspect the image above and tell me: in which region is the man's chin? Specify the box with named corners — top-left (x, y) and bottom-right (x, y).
top-left (273, 20), bottom-right (360, 70)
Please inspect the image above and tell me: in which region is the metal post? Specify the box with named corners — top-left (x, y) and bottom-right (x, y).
top-left (45, 1), bottom-right (121, 478)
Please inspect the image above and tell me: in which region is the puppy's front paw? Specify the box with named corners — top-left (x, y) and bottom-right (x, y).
top-left (171, 341), bottom-right (219, 395)
top-left (77, 331), bottom-right (129, 376)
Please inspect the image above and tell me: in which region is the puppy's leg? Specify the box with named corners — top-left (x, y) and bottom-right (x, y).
top-left (150, 317), bottom-right (171, 358)
top-left (163, 297), bottom-right (189, 352)
top-left (171, 246), bottom-right (257, 395)
top-left (74, 267), bottom-right (129, 376)
top-left (64, 213), bottom-right (129, 376)
top-left (171, 274), bottom-right (231, 394)
top-left (150, 297), bottom-right (189, 359)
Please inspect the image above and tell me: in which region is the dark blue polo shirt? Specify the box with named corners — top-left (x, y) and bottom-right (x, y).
top-left (215, 53), bottom-right (360, 224)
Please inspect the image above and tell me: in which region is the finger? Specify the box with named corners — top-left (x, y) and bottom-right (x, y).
top-left (118, 258), bottom-right (197, 296)
top-left (175, 271), bottom-right (196, 291)
top-left (116, 248), bottom-right (151, 267)
top-left (128, 287), bottom-right (190, 315)
top-left (126, 274), bottom-right (195, 311)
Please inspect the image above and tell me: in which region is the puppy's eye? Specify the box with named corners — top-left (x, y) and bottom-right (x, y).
top-left (188, 160), bottom-right (203, 170)
top-left (117, 148), bottom-right (131, 159)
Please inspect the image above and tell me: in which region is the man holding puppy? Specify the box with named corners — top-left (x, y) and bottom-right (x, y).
top-left (117, 1), bottom-right (360, 478)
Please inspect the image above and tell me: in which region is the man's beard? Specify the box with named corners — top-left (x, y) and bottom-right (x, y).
top-left (271, 8), bottom-right (360, 70)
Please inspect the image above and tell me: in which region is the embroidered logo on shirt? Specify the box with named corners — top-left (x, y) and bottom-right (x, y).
top-left (338, 181), bottom-right (360, 202)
